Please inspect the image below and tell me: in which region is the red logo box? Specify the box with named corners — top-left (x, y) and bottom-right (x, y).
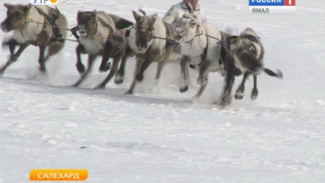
top-left (285, 0), bottom-right (296, 6)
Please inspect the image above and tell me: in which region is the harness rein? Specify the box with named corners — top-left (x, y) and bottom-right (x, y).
top-left (26, 8), bottom-right (115, 43)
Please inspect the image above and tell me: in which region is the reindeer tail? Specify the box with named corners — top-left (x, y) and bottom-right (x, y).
top-left (264, 68), bottom-right (283, 79)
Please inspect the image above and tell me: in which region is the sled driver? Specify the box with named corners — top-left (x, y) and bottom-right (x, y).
top-left (162, 0), bottom-right (207, 57)
top-left (163, 0), bottom-right (207, 29)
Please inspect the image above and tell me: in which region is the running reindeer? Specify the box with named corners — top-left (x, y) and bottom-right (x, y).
top-left (0, 4), bottom-right (67, 75)
top-left (124, 11), bottom-right (175, 94)
top-left (175, 13), bottom-right (237, 105)
top-left (227, 28), bottom-right (283, 100)
top-left (71, 10), bottom-right (133, 87)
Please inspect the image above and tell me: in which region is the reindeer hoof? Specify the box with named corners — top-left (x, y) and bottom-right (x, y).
top-left (77, 64), bottom-right (86, 74)
top-left (192, 96), bottom-right (199, 103)
top-left (197, 78), bottom-right (207, 85)
top-left (99, 63), bottom-right (111, 72)
top-left (72, 82), bottom-right (80, 88)
top-left (39, 65), bottom-right (47, 73)
top-left (0, 70), bottom-right (5, 77)
top-left (10, 56), bottom-right (18, 62)
top-left (136, 74), bottom-right (144, 82)
top-left (251, 89), bottom-right (258, 100)
top-left (95, 85), bottom-right (105, 90)
top-left (220, 96), bottom-right (232, 107)
top-left (124, 90), bottom-right (133, 95)
top-left (220, 101), bottom-right (230, 107)
top-left (114, 75), bottom-right (124, 85)
top-left (235, 93), bottom-right (244, 100)
top-left (179, 86), bottom-right (189, 93)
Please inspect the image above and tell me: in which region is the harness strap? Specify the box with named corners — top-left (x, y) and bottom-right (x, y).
top-left (34, 7), bottom-right (57, 26)
top-left (148, 22), bottom-right (179, 45)
top-left (96, 16), bottom-right (114, 35)
top-left (22, 8), bottom-right (47, 38)
top-left (240, 34), bottom-right (260, 44)
top-left (34, 6), bottom-right (64, 42)
top-left (201, 35), bottom-right (208, 63)
top-left (164, 22), bottom-right (174, 39)
top-left (125, 26), bottom-right (132, 37)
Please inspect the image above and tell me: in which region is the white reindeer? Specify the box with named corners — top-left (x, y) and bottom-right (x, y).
top-left (175, 13), bottom-right (235, 105)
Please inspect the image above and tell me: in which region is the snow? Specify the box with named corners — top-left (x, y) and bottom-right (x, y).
top-left (0, 0), bottom-right (325, 182)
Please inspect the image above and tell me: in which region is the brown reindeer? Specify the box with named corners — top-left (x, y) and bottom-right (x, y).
top-left (227, 28), bottom-right (283, 100)
top-left (71, 10), bottom-right (133, 88)
top-left (0, 4), bottom-right (67, 75)
top-left (125, 11), bottom-right (175, 94)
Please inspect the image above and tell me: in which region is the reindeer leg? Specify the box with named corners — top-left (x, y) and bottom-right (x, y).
top-left (38, 45), bottom-right (47, 72)
top-left (179, 56), bottom-right (190, 93)
top-left (136, 58), bottom-right (152, 82)
top-left (99, 60), bottom-right (112, 72)
top-left (2, 39), bottom-right (18, 55)
top-left (96, 54), bottom-right (122, 89)
top-left (76, 44), bottom-right (86, 74)
top-left (125, 58), bottom-right (143, 95)
top-left (115, 47), bottom-right (131, 84)
top-left (72, 54), bottom-right (97, 87)
top-left (0, 43), bottom-right (29, 76)
top-left (99, 51), bottom-right (111, 72)
top-left (193, 78), bottom-right (208, 102)
top-left (99, 42), bottom-right (113, 72)
top-left (155, 61), bottom-right (165, 84)
top-left (235, 72), bottom-right (251, 100)
top-left (197, 60), bottom-right (211, 86)
top-left (251, 75), bottom-right (258, 100)
top-left (220, 58), bottom-right (236, 106)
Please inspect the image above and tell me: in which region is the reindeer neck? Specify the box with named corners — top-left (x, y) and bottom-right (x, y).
top-left (184, 26), bottom-right (207, 47)
top-left (12, 6), bottom-right (45, 44)
top-left (90, 16), bottom-right (114, 41)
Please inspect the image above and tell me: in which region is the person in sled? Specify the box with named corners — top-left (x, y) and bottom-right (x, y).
top-left (163, 0), bottom-right (207, 28)
top-left (163, 0), bottom-right (207, 55)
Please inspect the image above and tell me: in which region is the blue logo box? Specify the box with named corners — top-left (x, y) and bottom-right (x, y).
top-left (249, 0), bottom-right (285, 6)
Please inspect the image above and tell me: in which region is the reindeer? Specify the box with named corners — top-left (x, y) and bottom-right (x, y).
top-left (227, 28), bottom-right (283, 100)
top-left (175, 13), bottom-right (237, 105)
top-left (0, 4), bottom-right (67, 75)
top-left (71, 10), bottom-right (133, 88)
top-left (124, 11), bottom-right (175, 94)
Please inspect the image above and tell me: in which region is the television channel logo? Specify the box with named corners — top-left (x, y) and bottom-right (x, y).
top-left (249, 0), bottom-right (296, 15)
top-left (31, 0), bottom-right (92, 5)
top-left (31, 0), bottom-right (58, 5)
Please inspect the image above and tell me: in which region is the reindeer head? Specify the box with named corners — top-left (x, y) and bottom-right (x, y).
top-left (227, 28), bottom-right (264, 72)
top-left (1, 3), bottom-right (31, 32)
top-left (227, 28), bottom-right (259, 54)
top-left (132, 10), bottom-right (157, 51)
top-left (77, 10), bottom-right (97, 37)
top-left (227, 35), bottom-right (241, 52)
top-left (174, 13), bottom-right (200, 43)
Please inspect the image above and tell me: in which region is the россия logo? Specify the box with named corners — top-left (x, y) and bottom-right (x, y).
top-left (249, 0), bottom-right (296, 15)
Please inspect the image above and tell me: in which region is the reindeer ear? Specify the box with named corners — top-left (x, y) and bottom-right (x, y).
top-left (152, 13), bottom-right (158, 23)
top-left (53, 6), bottom-right (61, 17)
top-left (92, 10), bottom-right (97, 17)
top-left (190, 20), bottom-right (196, 27)
top-left (227, 36), bottom-right (239, 43)
top-left (4, 3), bottom-right (12, 9)
top-left (109, 14), bottom-right (134, 29)
top-left (23, 4), bottom-right (32, 13)
top-left (132, 10), bottom-right (141, 22)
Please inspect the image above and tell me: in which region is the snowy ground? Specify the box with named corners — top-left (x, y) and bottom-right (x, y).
top-left (0, 0), bottom-right (325, 182)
